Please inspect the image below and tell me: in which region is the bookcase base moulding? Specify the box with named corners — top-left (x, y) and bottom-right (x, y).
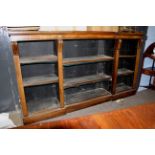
top-left (8, 31), bottom-right (143, 124)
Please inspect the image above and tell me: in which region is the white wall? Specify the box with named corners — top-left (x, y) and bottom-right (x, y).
top-left (39, 26), bottom-right (87, 31)
top-left (139, 26), bottom-right (155, 91)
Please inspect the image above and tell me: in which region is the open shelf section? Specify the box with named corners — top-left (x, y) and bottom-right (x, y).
top-left (63, 55), bottom-right (113, 66)
top-left (116, 83), bottom-right (132, 93)
top-left (27, 97), bottom-right (59, 115)
top-left (64, 74), bottom-right (111, 89)
top-left (23, 74), bottom-right (58, 87)
top-left (20, 54), bottom-right (57, 65)
top-left (119, 55), bottom-right (136, 58)
top-left (118, 68), bottom-right (134, 76)
top-left (65, 88), bottom-right (111, 105)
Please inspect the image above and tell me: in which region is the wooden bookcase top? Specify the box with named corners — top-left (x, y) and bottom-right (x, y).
top-left (8, 31), bottom-right (143, 41)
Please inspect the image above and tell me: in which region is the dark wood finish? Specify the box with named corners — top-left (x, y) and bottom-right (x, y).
top-left (112, 89), bottom-right (136, 100)
top-left (63, 55), bottom-right (113, 66)
top-left (20, 55), bottom-right (57, 65)
top-left (17, 102), bottom-right (155, 129)
top-left (9, 31), bottom-right (143, 124)
top-left (9, 31), bottom-right (143, 41)
top-left (57, 40), bottom-right (65, 108)
top-left (133, 39), bottom-right (143, 89)
top-left (12, 42), bottom-right (29, 117)
top-left (141, 42), bottom-right (155, 89)
top-left (23, 74), bottom-right (58, 87)
top-left (64, 74), bottom-right (111, 89)
top-left (142, 67), bottom-right (155, 76)
top-left (23, 108), bottom-right (66, 124)
top-left (112, 39), bottom-right (122, 94)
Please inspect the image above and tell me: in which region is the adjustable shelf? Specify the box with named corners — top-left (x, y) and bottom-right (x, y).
top-left (23, 74), bottom-right (58, 87)
top-left (20, 54), bottom-right (57, 65)
top-left (118, 68), bottom-right (134, 76)
top-left (63, 55), bottom-right (113, 66)
top-left (64, 74), bottom-right (111, 89)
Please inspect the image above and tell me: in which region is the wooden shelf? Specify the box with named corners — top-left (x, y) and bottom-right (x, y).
top-left (142, 67), bottom-right (155, 76)
top-left (63, 55), bottom-right (113, 66)
top-left (27, 97), bottom-right (59, 115)
top-left (20, 55), bottom-right (57, 65)
top-left (65, 88), bottom-right (111, 105)
top-left (118, 68), bottom-right (134, 76)
top-left (119, 55), bottom-right (136, 58)
top-left (23, 74), bottom-right (58, 87)
top-left (64, 74), bottom-right (111, 89)
top-left (116, 83), bottom-right (132, 93)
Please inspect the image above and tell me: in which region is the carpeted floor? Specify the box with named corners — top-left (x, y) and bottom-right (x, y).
top-left (40, 89), bottom-right (155, 123)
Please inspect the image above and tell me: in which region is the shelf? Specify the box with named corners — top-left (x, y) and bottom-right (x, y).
top-left (119, 55), bottom-right (136, 58)
top-left (65, 88), bottom-right (111, 105)
top-left (23, 74), bottom-right (58, 87)
top-left (20, 54), bottom-right (57, 65)
top-left (63, 55), bottom-right (113, 66)
top-left (27, 97), bottom-right (59, 114)
top-left (142, 67), bottom-right (155, 76)
top-left (64, 74), bottom-right (111, 89)
top-left (118, 68), bottom-right (134, 76)
top-left (116, 83), bottom-right (132, 93)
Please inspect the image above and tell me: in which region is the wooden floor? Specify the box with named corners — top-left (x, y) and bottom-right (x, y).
top-left (17, 102), bottom-right (155, 129)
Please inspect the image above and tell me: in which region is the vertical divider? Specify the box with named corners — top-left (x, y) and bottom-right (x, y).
top-left (57, 39), bottom-right (65, 108)
top-left (11, 41), bottom-right (29, 117)
top-left (112, 39), bottom-right (122, 94)
top-left (133, 39), bottom-right (143, 89)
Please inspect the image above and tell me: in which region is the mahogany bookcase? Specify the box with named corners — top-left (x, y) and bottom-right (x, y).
top-left (8, 31), bottom-right (143, 124)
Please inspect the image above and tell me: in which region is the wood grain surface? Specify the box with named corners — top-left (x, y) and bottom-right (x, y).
top-left (16, 102), bottom-right (155, 129)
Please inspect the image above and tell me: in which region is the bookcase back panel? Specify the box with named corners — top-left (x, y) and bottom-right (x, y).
top-left (120, 39), bottom-right (138, 55)
top-left (18, 41), bottom-right (57, 57)
top-left (118, 58), bottom-right (135, 71)
top-left (21, 64), bottom-right (57, 78)
top-left (63, 39), bottom-right (115, 58)
top-left (117, 75), bottom-right (133, 85)
top-left (25, 84), bottom-right (59, 113)
top-left (64, 62), bottom-right (113, 79)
